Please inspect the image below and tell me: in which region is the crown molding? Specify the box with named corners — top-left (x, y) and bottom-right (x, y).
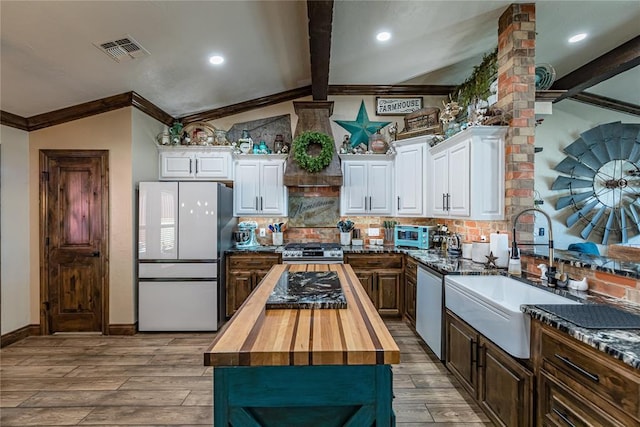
top-left (328, 85), bottom-right (456, 96)
top-left (0, 110), bottom-right (29, 131)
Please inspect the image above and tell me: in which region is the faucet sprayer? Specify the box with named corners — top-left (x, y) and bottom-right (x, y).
top-left (512, 208), bottom-right (555, 284)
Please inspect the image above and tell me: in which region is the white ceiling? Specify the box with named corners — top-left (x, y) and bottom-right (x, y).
top-left (1, 1), bottom-right (638, 119)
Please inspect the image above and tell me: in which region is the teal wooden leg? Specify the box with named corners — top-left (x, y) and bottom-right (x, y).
top-left (212, 365), bottom-right (395, 427)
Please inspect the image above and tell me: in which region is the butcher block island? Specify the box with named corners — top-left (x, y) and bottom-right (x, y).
top-left (205, 263), bottom-right (400, 426)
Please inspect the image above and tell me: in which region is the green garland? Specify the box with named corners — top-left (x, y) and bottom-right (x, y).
top-left (293, 131), bottom-right (334, 173)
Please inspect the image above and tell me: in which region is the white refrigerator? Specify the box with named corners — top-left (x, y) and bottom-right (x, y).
top-left (137, 181), bottom-right (235, 331)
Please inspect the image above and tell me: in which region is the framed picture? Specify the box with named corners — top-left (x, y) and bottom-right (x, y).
top-left (375, 97), bottom-right (423, 116)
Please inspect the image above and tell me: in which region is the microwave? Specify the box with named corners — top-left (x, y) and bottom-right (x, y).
top-left (394, 225), bottom-right (437, 249)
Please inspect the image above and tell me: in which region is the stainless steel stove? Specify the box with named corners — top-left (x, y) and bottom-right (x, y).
top-left (281, 242), bottom-right (344, 264)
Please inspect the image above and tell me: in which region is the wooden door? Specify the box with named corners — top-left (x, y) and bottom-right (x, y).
top-left (445, 311), bottom-right (478, 397)
top-left (41, 150), bottom-right (108, 334)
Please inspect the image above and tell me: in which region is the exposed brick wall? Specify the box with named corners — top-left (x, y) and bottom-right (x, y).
top-left (522, 254), bottom-right (640, 300)
top-left (497, 3), bottom-right (537, 242)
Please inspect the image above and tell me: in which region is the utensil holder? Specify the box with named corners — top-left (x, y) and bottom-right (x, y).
top-left (340, 232), bottom-right (351, 246)
top-left (272, 232), bottom-right (283, 246)
top-left (384, 228), bottom-right (394, 243)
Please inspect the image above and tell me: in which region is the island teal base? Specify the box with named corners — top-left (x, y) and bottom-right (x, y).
top-left (213, 364), bottom-right (395, 426)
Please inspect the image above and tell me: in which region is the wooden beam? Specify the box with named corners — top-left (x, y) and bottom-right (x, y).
top-left (179, 86), bottom-right (312, 125)
top-left (0, 110), bottom-right (29, 131)
top-left (570, 92), bottom-right (640, 117)
top-left (329, 84), bottom-right (456, 96)
top-left (552, 36), bottom-right (640, 102)
top-left (27, 93), bottom-right (134, 131)
top-left (307, 0), bottom-right (334, 101)
top-left (535, 90), bottom-right (566, 102)
top-left (131, 92), bottom-right (174, 126)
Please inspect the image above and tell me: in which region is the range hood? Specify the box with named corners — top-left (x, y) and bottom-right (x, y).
top-left (284, 101), bottom-right (343, 187)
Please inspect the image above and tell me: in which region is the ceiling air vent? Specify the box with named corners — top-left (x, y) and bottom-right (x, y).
top-left (93, 35), bottom-right (149, 62)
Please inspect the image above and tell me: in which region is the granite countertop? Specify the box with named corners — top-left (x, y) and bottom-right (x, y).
top-left (522, 299), bottom-right (640, 370)
top-left (265, 271), bottom-right (347, 309)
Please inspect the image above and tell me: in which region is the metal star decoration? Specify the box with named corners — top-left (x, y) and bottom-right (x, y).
top-left (485, 251), bottom-right (499, 269)
top-left (334, 100), bottom-right (390, 148)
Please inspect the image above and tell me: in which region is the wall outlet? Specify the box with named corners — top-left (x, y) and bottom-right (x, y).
top-left (538, 227), bottom-right (545, 237)
top-left (259, 228), bottom-right (266, 237)
top-left (368, 228), bottom-right (380, 237)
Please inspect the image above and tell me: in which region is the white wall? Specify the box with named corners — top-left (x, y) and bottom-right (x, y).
top-left (534, 99), bottom-right (640, 254)
top-left (1, 125), bottom-right (31, 334)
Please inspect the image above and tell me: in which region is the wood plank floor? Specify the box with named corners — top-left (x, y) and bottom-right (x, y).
top-left (1, 320), bottom-right (493, 426)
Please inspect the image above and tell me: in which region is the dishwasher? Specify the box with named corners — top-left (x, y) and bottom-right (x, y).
top-left (416, 265), bottom-right (444, 360)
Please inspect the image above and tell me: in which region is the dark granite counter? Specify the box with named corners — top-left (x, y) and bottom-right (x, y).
top-left (265, 271), bottom-right (347, 309)
top-left (226, 245), bottom-right (284, 254)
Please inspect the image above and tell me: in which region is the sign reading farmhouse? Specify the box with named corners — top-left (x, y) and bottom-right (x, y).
top-left (375, 97), bottom-right (423, 115)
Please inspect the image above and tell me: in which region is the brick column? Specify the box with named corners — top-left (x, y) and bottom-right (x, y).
top-left (497, 3), bottom-right (536, 239)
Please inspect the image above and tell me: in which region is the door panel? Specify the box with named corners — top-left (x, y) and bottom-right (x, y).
top-left (138, 182), bottom-right (178, 260)
top-left (448, 140), bottom-right (470, 216)
top-left (178, 182), bottom-right (218, 260)
top-left (42, 150), bottom-right (108, 333)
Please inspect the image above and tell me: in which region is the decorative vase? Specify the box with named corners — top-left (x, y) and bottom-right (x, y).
top-left (272, 232), bottom-right (283, 246)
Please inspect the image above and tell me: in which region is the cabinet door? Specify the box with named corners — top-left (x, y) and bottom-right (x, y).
top-left (447, 140), bottom-right (470, 217)
top-left (478, 337), bottom-right (533, 427)
top-left (368, 161), bottom-right (393, 215)
top-left (354, 271), bottom-right (376, 307)
top-left (429, 150), bottom-right (449, 216)
top-left (260, 160), bottom-right (286, 215)
top-left (233, 161), bottom-right (261, 215)
top-left (405, 277), bottom-right (416, 326)
top-left (445, 311), bottom-right (478, 397)
top-left (160, 152), bottom-right (194, 179)
top-left (227, 271), bottom-right (253, 317)
top-left (195, 152), bottom-right (231, 180)
top-left (377, 271), bottom-right (401, 316)
top-left (341, 162), bottom-right (368, 215)
top-left (395, 144), bottom-right (425, 216)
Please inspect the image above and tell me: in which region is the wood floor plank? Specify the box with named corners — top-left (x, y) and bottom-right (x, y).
top-left (0, 407), bottom-right (93, 426)
top-left (78, 406), bottom-right (213, 425)
top-left (19, 390), bottom-right (190, 407)
top-left (0, 377), bottom-right (127, 391)
top-left (119, 376), bottom-right (212, 391)
top-left (0, 391), bottom-right (37, 407)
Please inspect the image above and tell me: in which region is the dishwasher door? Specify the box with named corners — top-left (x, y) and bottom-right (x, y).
top-left (416, 265), bottom-right (444, 360)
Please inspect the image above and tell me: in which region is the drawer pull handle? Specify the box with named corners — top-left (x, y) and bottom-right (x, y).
top-left (552, 408), bottom-right (576, 427)
top-left (554, 354), bottom-right (599, 383)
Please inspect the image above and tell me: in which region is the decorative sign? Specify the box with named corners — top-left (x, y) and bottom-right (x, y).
top-left (375, 97), bottom-right (423, 115)
top-left (288, 196), bottom-right (339, 227)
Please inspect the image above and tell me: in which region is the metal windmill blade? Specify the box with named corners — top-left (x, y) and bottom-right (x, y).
top-left (551, 176), bottom-right (594, 191)
top-left (556, 191), bottom-right (594, 210)
top-left (600, 121), bottom-right (623, 160)
top-left (566, 199), bottom-right (599, 228)
top-left (554, 157), bottom-right (597, 179)
top-left (580, 205), bottom-right (607, 240)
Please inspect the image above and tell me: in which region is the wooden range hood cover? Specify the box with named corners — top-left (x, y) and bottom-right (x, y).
top-left (284, 101), bottom-right (343, 187)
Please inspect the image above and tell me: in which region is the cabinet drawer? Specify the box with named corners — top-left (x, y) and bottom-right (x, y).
top-left (540, 328), bottom-right (640, 418)
top-left (346, 254), bottom-right (403, 269)
top-left (228, 254), bottom-right (280, 270)
top-left (540, 371), bottom-right (628, 427)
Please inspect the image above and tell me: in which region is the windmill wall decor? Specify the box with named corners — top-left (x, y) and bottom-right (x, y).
top-left (551, 122), bottom-right (640, 244)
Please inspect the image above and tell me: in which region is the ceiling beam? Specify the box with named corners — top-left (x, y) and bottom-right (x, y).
top-left (569, 92), bottom-right (640, 117)
top-left (329, 85), bottom-right (456, 96)
top-left (552, 35), bottom-right (640, 102)
top-left (306, 0), bottom-right (334, 101)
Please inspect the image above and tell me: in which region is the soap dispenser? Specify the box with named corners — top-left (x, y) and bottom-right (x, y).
top-left (508, 241), bottom-right (521, 277)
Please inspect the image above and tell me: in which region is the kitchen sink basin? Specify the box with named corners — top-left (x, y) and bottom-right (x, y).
top-left (445, 275), bottom-right (581, 358)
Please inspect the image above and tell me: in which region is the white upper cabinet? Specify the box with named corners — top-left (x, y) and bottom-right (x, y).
top-left (427, 126), bottom-right (507, 220)
top-left (159, 147), bottom-right (233, 180)
top-left (340, 155), bottom-right (393, 216)
top-left (394, 136), bottom-right (429, 216)
top-left (233, 155), bottom-right (287, 216)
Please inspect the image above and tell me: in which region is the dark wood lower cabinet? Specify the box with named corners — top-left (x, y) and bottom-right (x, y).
top-left (531, 319), bottom-right (640, 427)
top-left (225, 253), bottom-right (280, 318)
top-left (445, 310), bottom-right (533, 427)
top-left (404, 257), bottom-right (417, 326)
top-left (479, 337), bottom-right (533, 427)
top-left (345, 254), bottom-right (403, 317)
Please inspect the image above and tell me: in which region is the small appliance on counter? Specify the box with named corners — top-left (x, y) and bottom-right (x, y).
top-left (431, 224), bottom-right (448, 250)
top-left (394, 225), bottom-right (436, 249)
top-left (447, 233), bottom-right (462, 257)
top-left (233, 221), bottom-right (260, 249)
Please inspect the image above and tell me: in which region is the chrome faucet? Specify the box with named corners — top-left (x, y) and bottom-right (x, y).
top-left (512, 208), bottom-right (555, 278)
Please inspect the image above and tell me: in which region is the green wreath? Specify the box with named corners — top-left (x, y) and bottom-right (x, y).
top-left (292, 131), bottom-right (334, 173)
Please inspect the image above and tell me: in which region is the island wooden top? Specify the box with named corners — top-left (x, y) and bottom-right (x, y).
top-left (204, 263), bottom-right (400, 367)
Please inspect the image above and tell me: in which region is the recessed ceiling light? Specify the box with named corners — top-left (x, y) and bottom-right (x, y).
top-left (376, 31), bottom-right (391, 42)
top-left (209, 55), bottom-right (224, 65)
top-left (568, 33), bottom-right (587, 43)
